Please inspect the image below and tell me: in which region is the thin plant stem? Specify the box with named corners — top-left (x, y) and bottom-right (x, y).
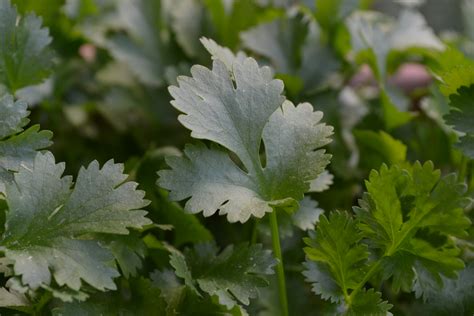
top-left (459, 155), bottom-right (468, 183)
top-left (269, 211), bottom-right (289, 316)
top-left (250, 219), bottom-right (259, 245)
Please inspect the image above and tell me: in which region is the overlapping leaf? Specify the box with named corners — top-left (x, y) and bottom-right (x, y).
top-left (347, 9), bottom-right (443, 129)
top-left (169, 242), bottom-right (276, 310)
top-left (354, 162), bottom-right (471, 292)
top-left (241, 15), bottom-right (340, 93)
top-left (0, 94), bottom-right (52, 193)
top-left (347, 9), bottom-right (443, 79)
top-left (158, 39), bottom-right (333, 223)
top-left (107, 0), bottom-right (177, 87)
top-left (413, 263), bottom-right (474, 314)
top-left (0, 152), bottom-right (151, 293)
top-left (0, 0), bottom-right (53, 92)
top-left (52, 277), bottom-right (166, 315)
top-left (304, 162), bottom-right (470, 312)
top-left (303, 211), bottom-right (369, 304)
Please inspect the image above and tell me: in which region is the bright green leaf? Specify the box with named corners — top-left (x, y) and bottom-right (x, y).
top-left (354, 162), bottom-right (471, 293)
top-left (304, 211), bottom-right (369, 303)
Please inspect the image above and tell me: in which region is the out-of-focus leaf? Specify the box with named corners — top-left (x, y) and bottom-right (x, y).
top-left (446, 85), bottom-right (474, 158)
top-left (170, 242), bottom-right (277, 309)
top-left (0, 0), bottom-right (53, 92)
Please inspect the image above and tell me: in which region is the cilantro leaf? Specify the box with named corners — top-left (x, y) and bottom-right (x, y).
top-left (304, 211), bottom-right (369, 304)
top-left (170, 242), bottom-right (277, 309)
top-left (1, 152), bottom-right (151, 292)
top-left (159, 40), bottom-right (332, 223)
top-left (354, 130), bottom-right (407, 170)
top-left (107, 0), bottom-right (176, 87)
top-left (52, 277), bottom-right (166, 316)
top-left (0, 286), bottom-right (29, 307)
top-left (354, 162), bottom-right (471, 292)
top-left (0, 0), bottom-right (53, 93)
top-left (0, 94), bottom-right (52, 193)
top-left (414, 263), bottom-right (474, 314)
top-left (446, 85), bottom-right (474, 158)
top-left (151, 268), bottom-right (248, 315)
top-left (347, 288), bottom-right (392, 315)
top-left (429, 49), bottom-right (474, 97)
top-left (292, 197), bottom-right (324, 231)
top-left (241, 15), bottom-right (340, 93)
top-left (348, 9), bottom-right (443, 79)
top-left (166, 0), bottom-right (206, 59)
top-left (104, 232), bottom-right (147, 279)
top-left (135, 147), bottom-right (214, 247)
top-left (347, 9), bottom-right (443, 129)
top-left (241, 15), bottom-right (305, 74)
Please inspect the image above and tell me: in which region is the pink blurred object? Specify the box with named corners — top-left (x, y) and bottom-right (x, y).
top-left (349, 63), bottom-right (432, 93)
top-left (389, 63), bottom-right (432, 93)
top-left (79, 44), bottom-right (97, 63)
top-left (349, 64), bottom-right (377, 88)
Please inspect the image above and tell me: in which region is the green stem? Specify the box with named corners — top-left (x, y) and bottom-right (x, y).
top-left (348, 260), bottom-right (382, 303)
top-left (269, 211), bottom-right (289, 316)
top-left (250, 219), bottom-right (259, 245)
top-left (459, 155), bottom-right (468, 183)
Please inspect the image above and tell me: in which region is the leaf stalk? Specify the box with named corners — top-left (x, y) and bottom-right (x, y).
top-left (269, 211), bottom-right (289, 316)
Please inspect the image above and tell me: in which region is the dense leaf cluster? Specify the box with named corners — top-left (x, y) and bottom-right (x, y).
top-left (0, 0), bottom-right (473, 315)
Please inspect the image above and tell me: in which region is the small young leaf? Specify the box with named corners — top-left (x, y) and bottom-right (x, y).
top-left (170, 242), bottom-right (277, 309)
top-left (292, 197), bottom-right (324, 231)
top-left (304, 211), bottom-right (369, 303)
top-left (159, 40), bottom-right (333, 223)
top-left (347, 288), bottom-right (392, 315)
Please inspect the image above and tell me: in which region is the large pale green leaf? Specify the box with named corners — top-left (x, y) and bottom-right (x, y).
top-left (0, 0), bottom-right (53, 92)
top-left (170, 243), bottom-right (276, 310)
top-left (0, 152), bottom-right (151, 292)
top-left (159, 40), bottom-right (333, 223)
